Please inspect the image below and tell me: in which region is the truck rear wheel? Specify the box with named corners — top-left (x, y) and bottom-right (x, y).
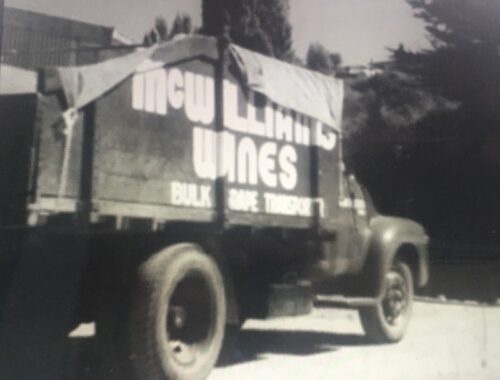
top-left (130, 243), bottom-right (226, 380)
top-left (359, 260), bottom-right (414, 343)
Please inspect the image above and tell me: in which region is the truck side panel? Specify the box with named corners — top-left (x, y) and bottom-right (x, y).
top-left (220, 62), bottom-right (341, 228)
top-left (29, 50), bottom-right (342, 230)
top-left (91, 58), bottom-right (217, 222)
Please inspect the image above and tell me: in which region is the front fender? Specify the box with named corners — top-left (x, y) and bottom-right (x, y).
top-left (360, 216), bottom-right (429, 298)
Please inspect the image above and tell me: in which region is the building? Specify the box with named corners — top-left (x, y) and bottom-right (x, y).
top-left (1, 7), bottom-right (128, 70)
top-left (337, 60), bottom-right (394, 79)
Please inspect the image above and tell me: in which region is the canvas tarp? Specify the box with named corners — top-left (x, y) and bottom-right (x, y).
top-left (229, 44), bottom-right (344, 131)
top-left (55, 46), bottom-right (156, 111)
top-left (39, 36), bottom-right (344, 130)
top-left (52, 35), bottom-right (218, 112)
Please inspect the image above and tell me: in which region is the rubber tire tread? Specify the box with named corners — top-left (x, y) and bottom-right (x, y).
top-left (359, 261), bottom-right (414, 343)
top-left (130, 243), bottom-right (226, 380)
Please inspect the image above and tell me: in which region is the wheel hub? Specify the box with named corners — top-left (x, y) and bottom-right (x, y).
top-left (383, 271), bottom-right (407, 324)
top-left (168, 306), bottom-right (187, 329)
top-left (165, 271), bottom-right (214, 367)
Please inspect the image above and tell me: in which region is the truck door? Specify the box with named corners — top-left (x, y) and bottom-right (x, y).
top-left (346, 174), bottom-right (369, 254)
top-left (334, 172), bottom-right (369, 274)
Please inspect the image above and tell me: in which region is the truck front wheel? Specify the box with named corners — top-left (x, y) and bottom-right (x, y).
top-left (359, 260), bottom-right (414, 343)
top-left (131, 243), bottom-right (226, 380)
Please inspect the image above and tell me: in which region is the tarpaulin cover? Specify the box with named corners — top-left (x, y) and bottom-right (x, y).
top-left (53, 35), bottom-right (218, 111)
top-left (229, 44), bottom-right (344, 131)
top-left (44, 35), bottom-right (344, 130)
top-left (55, 46), bottom-right (156, 110)
top-left (0, 65), bottom-right (37, 95)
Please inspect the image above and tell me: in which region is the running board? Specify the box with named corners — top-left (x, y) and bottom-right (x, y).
top-left (314, 295), bottom-right (378, 308)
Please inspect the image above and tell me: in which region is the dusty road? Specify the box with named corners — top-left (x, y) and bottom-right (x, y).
top-left (209, 300), bottom-right (500, 380)
top-left (62, 300), bottom-right (499, 380)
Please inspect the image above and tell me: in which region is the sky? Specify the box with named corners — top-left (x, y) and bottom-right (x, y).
top-left (6, 0), bottom-right (430, 65)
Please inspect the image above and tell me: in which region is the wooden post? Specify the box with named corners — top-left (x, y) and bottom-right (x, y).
top-left (78, 102), bottom-right (96, 228)
top-left (214, 33), bottom-right (229, 228)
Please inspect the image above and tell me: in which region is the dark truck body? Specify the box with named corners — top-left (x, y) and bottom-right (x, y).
top-left (0, 36), bottom-right (428, 379)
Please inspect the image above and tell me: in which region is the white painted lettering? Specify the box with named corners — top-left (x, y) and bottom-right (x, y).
top-left (171, 181), bottom-right (212, 208)
top-left (258, 142), bottom-right (278, 188)
top-left (193, 127), bottom-right (216, 180)
top-left (237, 137), bottom-right (258, 185)
top-left (145, 68), bottom-right (167, 115)
top-left (278, 145), bottom-right (298, 190)
top-left (224, 80), bottom-right (248, 133)
top-left (275, 107), bottom-right (293, 142)
top-left (228, 188), bottom-right (259, 213)
top-left (185, 72), bottom-right (214, 125)
top-left (167, 68), bottom-right (184, 110)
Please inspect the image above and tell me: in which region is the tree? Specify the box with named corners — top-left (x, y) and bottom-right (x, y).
top-left (200, 0), bottom-right (293, 60)
top-left (306, 42), bottom-right (342, 75)
top-left (405, 0), bottom-right (500, 102)
top-left (200, 0), bottom-right (272, 55)
top-left (399, 0), bottom-right (500, 244)
top-left (344, 0), bottom-right (500, 245)
top-left (342, 71), bottom-right (456, 223)
top-left (200, 0), bottom-right (228, 37)
top-left (143, 17), bottom-right (169, 46)
top-left (255, 0), bottom-right (294, 60)
top-left (408, 0), bottom-right (500, 48)
top-left (143, 14), bottom-right (193, 46)
top-left (169, 13), bottom-right (193, 39)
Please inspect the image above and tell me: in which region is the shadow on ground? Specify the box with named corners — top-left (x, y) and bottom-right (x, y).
top-left (62, 328), bottom-right (370, 378)
top-left (217, 329), bottom-right (369, 367)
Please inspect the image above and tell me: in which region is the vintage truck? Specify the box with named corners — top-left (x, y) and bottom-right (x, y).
top-left (0, 35), bottom-right (428, 380)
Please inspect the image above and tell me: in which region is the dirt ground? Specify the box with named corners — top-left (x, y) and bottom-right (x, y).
top-left (28, 299), bottom-right (500, 380)
top-left (209, 301), bottom-right (500, 380)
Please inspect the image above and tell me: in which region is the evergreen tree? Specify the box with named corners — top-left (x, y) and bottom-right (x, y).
top-left (306, 42), bottom-right (341, 76)
top-left (200, 0), bottom-right (292, 60)
top-left (256, 0), bottom-right (293, 60)
top-left (400, 0), bottom-right (500, 243)
top-left (405, 0), bottom-right (500, 102)
top-left (408, 0), bottom-right (500, 48)
top-left (143, 14), bottom-right (193, 46)
top-left (344, 0), bottom-right (500, 244)
top-left (143, 17), bottom-right (168, 46)
top-left (169, 13), bottom-right (193, 39)
top-left (200, 0), bottom-right (228, 37)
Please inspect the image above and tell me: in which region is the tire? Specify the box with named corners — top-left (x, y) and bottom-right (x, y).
top-left (359, 261), bottom-right (414, 343)
top-left (217, 323), bottom-right (243, 365)
top-left (130, 243), bottom-right (226, 380)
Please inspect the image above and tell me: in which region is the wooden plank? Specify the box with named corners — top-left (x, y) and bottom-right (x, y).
top-left (95, 200), bottom-right (214, 223)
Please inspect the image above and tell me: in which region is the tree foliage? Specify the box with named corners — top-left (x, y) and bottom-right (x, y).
top-left (169, 13), bottom-right (193, 39)
top-left (255, 0), bottom-right (293, 60)
top-left (404, 0), bottom-right (500, 103)
top-left (143, 14), bottom-right (193, 46)
top-left (408, 0), bottom-right (500, 48)
top-left (200, 0), bottom-right (293, 60)
top-left (306, 42), bottom-right (342, 76)
top-left (143, 17), bottom-right (169, 46)
top-left (344, 0), bottom-right (500, 245)
top-left (404, 1), bottom-right (500, 244)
